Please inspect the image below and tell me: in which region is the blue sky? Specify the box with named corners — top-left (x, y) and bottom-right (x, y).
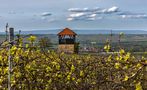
top-left (0, 0), bottom-right (147, 31)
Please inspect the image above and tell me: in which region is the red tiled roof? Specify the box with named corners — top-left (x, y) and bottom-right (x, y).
top-left (58, 28), bottom-right (77, 35)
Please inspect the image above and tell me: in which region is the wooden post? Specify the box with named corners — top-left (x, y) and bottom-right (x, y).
top-left (8, 27), bottom-right (14, 90)
top-left (142, 64), bottom-right (147, 89)
top-left (5, 23), bottom-right (9, 41)
top-left (9, 28), bottom-right (14, 45)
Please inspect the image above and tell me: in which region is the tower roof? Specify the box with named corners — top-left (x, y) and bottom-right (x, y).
top-left (58, 28), bottom-right (77, 36)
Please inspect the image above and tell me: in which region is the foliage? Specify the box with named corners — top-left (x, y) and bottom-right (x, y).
top-left (74, 42), bottom-right (80, 54)
top-left (0, 36), bottom-right (146, 90)
top-left (38, 37), bottom-right (52, 49)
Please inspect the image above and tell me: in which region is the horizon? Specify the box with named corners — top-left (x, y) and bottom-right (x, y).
top-left (0, 29), bottom-right (147, 35)
top-left (0, 0), bottom-right (147, 31)
top-left (1, 28), bottom-right (147, 33)
top-left (0, 28), bottom-right (147, 33)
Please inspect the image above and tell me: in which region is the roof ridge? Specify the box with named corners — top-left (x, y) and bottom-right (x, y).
top-left (58, 28), bottom-right (77, 35)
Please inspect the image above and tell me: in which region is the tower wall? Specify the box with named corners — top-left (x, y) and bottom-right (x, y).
top-left (58, 44), bottom-right (74, 53)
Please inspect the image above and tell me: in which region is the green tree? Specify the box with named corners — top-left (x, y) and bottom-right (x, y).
top-left (38, 37), bottom-right (52, 49)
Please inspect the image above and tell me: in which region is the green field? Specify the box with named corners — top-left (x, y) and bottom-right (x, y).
top-left (36, 34), bottom-right (147, 52)
top-left (1, 34), bottom-right (147, 52)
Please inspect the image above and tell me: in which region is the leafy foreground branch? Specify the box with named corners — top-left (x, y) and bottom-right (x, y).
top-left (0, 37), bottom-right (147, 90)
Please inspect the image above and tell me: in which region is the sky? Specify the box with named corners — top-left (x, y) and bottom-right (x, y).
top-left (0, 0), bottom-right (147, 31)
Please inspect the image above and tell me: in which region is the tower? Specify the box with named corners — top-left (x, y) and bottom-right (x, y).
top-left (57, 28), bottom-right (78, 53)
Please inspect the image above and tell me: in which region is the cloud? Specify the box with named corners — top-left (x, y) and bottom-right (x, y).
top-left (86, 17), bottom-right (97, 21)
top-left (67, 12), bottom-right (90, 21)
top-left (68, 8), bottom-right (88, 12)
top-left (118, 11), bottom-right (144, 15)
top-left (67, 17), bottom-right (74, 21)
top-left (88, 14), bottom-right (97, 18)
top-left (121, 14), bottom-right (147, 19)
top-left (68, 7), bottom-right (100, 12)
top-left (107, 6), bottom-right (118, 12)
top-left (67, 13), bottom-right (102, 21)
top-left (67, 6), bottom-right (119, 21)
top-left (31, 12), bottom-right (53, 22)
top-left (95, 6), bottom-right (119, 14)
top-left (41, 12), bottom-right (52, 17)
top-left (69, 13), bottom-right (86, 18)
top-left (67, 12), bottom-right (95, 21)
top-left (40, 16), bottom-right (57, 23)
top-left (68, 6), bottom-right (119, 14)
top-left (118, 11), bottom-right (147, 19)
top-left (67, 6), bottom-right (147, 21)
top-left (67, 17), bottom-right (98, 21)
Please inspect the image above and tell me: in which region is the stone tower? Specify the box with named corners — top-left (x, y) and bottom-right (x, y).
top-left (57, 28), bottom-right (77, 53)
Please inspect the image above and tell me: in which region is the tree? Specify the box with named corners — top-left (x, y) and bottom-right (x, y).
top-left (38, 37), bottom-right (52, 49)
top-left (118, 32), bottom-right (124, 48)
